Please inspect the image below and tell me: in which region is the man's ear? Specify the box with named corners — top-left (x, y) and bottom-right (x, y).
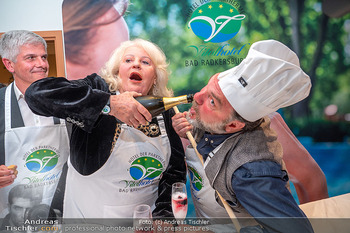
top-left (225, 120), bottom-right (245, 133)
top-left (2, 58), bottom-right (15, 73)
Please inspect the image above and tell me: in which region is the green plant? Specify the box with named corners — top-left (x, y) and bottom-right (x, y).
top-left (287, 117), bottom-right (350, 142)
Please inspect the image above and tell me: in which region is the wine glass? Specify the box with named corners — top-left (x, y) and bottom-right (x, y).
top-left (171, 182), bottom-right (188, 220)
top-left (133, 204), bottom-right (153, 233)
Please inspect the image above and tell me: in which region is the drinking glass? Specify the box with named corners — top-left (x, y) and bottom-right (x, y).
top-left (133, 204), bottom-right (153, 233)
top-left (171, 182), bottom-right (188, 220)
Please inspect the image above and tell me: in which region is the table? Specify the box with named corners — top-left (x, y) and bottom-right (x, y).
top-left (299, 193), bottom-right (350, 233)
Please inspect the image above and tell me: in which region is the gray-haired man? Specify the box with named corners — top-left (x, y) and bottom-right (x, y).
top-left (0, 30), bottom-right (69, 218)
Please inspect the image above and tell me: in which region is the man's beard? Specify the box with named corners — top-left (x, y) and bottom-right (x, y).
top-left (187, 102), bottom-right (230, 134)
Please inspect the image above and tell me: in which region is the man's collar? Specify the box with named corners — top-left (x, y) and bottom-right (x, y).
top-left (13, 81), bottom-right (24, 101)
top-left (197, 132), bottom-right (237, 160)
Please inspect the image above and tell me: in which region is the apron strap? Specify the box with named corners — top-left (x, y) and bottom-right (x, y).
top-left (1, 84), bottom-right (25, 164)
top-left (65, 121), bottom-right (73, 140)
top-left (0, 87), bottom-right (6, 165)
top-left (10, 83), bottom-right (25, 128)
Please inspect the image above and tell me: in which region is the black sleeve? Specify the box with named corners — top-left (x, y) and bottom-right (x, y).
top-left (152, 109), bottom-right (187, 218)
top-left (25, 73), bottom-right (110, 133)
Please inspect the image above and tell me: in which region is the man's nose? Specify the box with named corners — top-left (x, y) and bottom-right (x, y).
top-left (193, 91), bottom-right (203, 105)
top-left (37, 57), bottom-right (47, 67)
top-left (20, 208), bottom-right (28, 219)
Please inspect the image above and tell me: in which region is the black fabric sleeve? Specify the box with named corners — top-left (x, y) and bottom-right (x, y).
top-left (152, 109), bottom-right (187, 218)
top-left (25, 73), bottom-right (110, 133)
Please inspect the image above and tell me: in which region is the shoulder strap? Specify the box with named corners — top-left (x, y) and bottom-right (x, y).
top-left (0, 85), bottom-right (26, 164)
top-left (0, 87), bottom-right (6, 164)
top-left (10, 83), bottom-right (25, 128)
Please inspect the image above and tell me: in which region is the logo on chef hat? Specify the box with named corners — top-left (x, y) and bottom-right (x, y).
top-left (188, 2), bottom-right (245, 43)
top-left (25, 149), bottom-right (58, 174)
top-left (129, 156), bottom-right (163, 181)
top-left (188, 166), bottom-right (203, 191)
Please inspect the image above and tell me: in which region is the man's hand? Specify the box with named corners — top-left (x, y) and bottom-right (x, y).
top-left (0, 165), bottom-right (17, 189)
top-left (172, 111), bottom-right (193, 139)
top-left (109, 91), bottom-right (152, 127)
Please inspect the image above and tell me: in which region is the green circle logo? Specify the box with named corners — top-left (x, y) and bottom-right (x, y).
top-left (129, 156), bottom-right (163, 180)
top-left (25, 149), bottom-right (58, 173)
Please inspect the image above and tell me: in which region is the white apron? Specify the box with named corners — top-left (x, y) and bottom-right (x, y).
top-left (185, 146), bottom-right (228, 218)
top-left (63, 115), bottom-right (171, 218)
top-left (187, 145), bottom-right (260, 229)
top-left (0, 83), bottom-right (70, 216)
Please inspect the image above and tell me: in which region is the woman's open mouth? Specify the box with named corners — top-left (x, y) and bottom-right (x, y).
top-left (129, 72), bottom-right (142, 82)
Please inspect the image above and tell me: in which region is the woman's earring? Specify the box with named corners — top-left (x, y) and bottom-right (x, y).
top-left (153, 83), bottom-right (158, 96)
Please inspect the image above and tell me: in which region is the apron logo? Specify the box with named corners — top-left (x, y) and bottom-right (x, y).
top-left (188, 166), bottom-right (203, 191)
top-left (25, 149), bottom-right (58, 173)
top-left (129, 156), bottom-right (163, 181)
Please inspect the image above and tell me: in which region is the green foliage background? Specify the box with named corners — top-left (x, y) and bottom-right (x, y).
top-left (125, 0), bottom-right (350, 140)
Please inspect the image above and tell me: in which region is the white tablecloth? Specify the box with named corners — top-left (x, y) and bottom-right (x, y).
top-left (299, 193), bottom-right (350, 233)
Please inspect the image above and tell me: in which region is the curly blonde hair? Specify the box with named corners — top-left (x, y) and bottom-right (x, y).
top-left (99, 38), bottom-right (173, 97)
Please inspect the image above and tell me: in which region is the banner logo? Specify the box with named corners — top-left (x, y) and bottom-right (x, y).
top-left (188, 2), bottom-right (245, 43)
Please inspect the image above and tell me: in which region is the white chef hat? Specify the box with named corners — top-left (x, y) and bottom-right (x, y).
top-left (218, 39), bottom-right (311, 122)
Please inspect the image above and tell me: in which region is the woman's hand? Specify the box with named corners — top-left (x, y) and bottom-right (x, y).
top-left (109, 91), bottom-right (152, 127)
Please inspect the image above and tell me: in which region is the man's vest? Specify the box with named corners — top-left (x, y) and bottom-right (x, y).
top-left (204, 117), bottom-right (288, 216)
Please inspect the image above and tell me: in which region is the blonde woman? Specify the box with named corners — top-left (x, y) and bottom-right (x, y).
top-left (25, 39), bottom-right (186, 218)
top-left (100, 39), bottom-right (173, 97)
